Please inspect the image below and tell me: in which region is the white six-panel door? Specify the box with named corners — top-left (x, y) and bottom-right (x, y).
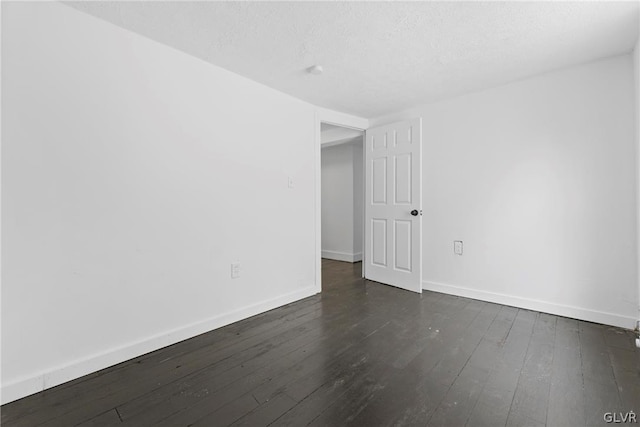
top-left (364, 118), bottom-right (422, 293)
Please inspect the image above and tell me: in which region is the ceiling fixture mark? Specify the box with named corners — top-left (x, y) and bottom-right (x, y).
top-left (307, 65), bottom-right (323, 75)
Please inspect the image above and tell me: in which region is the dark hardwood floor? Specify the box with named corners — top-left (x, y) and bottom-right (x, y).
top-left (3, 259), bottom-right (639, 426)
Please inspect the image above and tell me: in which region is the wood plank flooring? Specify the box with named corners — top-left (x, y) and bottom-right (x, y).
top-left (2, 259), bottom-right (639, 426)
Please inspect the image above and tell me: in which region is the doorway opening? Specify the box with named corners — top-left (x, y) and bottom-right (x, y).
top-left (320, 123), bottom-right (365, 287)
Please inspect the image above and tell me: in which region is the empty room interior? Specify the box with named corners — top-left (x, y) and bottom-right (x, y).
top-left (2, 1), bottom-right (640, 426)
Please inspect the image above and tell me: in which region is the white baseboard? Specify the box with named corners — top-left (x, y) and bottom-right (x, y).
top-left (422, 280), bottom-right (636, 330)
top-left (1, 286), bottom-right (317, 405)
top-left (322, 250), bottom-right (362, 263)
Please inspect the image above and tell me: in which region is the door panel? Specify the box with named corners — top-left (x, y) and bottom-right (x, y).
top-left (394, 220), bottom-right (412, 272)
top-left (372, 158), bottom-right (387, 204)
top-left (394, 154), bottom-right (412, 204)
top-left (364, 118), bottom-right (422, 293)
top-left (371, 219), bottom-right (387, 266)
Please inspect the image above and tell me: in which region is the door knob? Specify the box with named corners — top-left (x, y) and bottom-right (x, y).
top-left (410, 210), bottom-right (419, 216)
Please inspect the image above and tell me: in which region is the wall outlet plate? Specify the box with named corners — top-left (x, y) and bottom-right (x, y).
top-left (454, 240), bottom-right (463, 255)
top-left (231, 262), bottom-right (241, 279)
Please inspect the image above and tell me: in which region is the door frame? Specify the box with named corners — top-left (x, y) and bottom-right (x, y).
top-left (314, 108), bottom-right (369, 293)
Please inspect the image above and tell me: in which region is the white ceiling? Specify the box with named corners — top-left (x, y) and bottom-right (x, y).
top-left (65, 1), bottom-right (639, 118)
top-left (321, 123), bottom-right (364, 147)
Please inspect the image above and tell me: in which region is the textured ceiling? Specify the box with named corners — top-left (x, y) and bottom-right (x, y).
top-left (65, 1), bottom-right (639, 118)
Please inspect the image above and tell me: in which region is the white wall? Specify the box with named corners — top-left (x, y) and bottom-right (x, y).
top-left (372, 54), bottom-right (638, 329)
top-left (2, 2), bottom-right (319, 403)
top-left (321, 140), bottom-right (363, 262)
top-left (635, 38), bottom-right (640, 326)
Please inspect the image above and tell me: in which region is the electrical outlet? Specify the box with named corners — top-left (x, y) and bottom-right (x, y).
top-left (454, 241), bottom-right (463, 255)
top-left (231, 262), bottom-right (241, 279)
